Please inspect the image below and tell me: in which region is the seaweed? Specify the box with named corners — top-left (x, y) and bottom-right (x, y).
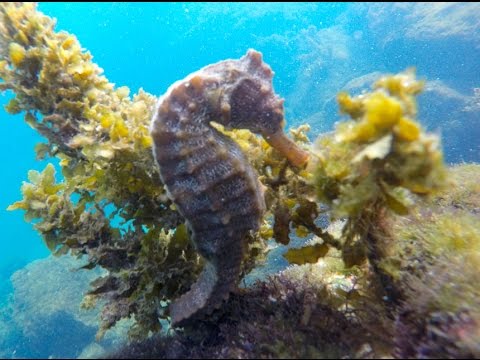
top-left (311, 69), bottom-right (447, 306)
top-left (0, 2), bottom-right (198, 338)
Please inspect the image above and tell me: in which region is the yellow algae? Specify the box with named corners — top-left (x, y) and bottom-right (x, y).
top-left (364, 91), bottom-right (402, 130)
top-left (9, 42), bottom-right (25, 66)
top-left (140, 135), bottom-right (152, 148)
top-left (69, 63), bottom-right (95, 80)
top-left (15, 30), bottom-right (29, 45)
top-left (69, 134), bottom-right (95, 148)
top-left (311, 69), bottom-right (447, 311)
top-left (116, 86), bottom-right (130, 99)
top-left (350, 120), bottom-right (378, 142)
top-left (283, 198), bottom-right (297, 209)
top-left (337, 91), bottom-right (364, 119)
top-left (352, 134), bottom-right (392, 162)
top-left (283, 243), bottom-right (329, 265)
top-left (95, 147), bottom-right (115, 159)
top-left (61, 35), bottom-right (76, 49)
top-left (394, 116), bottom-right (420, 141)
top-left (128, 101), bottom-right (146, 118)
top-left (295, 225), bottom-right (310, 238)
top-left (259, 226), bottom-right (274, 239)
top-left (99, 113), bottom-right (114, 129)
top-left (109, 117), bottom-right (129, 140)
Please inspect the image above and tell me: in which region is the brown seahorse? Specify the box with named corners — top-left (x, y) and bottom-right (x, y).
top-left (150, 49), bottom-right (309, 327)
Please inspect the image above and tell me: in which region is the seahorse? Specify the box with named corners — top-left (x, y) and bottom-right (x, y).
top-left (150, 49), bottom-right (309, 327)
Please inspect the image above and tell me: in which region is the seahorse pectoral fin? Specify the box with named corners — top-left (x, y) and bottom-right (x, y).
top-left (264, 130), bottom-right (310, 167)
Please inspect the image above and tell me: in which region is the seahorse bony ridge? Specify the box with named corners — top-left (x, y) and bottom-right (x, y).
top-left (151, 49), bottom-right (308, 326)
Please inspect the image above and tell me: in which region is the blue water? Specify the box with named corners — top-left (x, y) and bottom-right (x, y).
top-left (0, 3), bottom-right (479, 358)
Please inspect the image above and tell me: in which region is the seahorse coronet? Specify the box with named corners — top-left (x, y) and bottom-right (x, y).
top-left (150, 49), bottom-right (309, 327)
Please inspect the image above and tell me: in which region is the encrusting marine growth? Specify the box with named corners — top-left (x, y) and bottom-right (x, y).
top-left (150, 49), bottom-right (309, 326)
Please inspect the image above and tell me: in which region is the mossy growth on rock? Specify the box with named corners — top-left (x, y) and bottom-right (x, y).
top-left (390, 163), bottom-right (480, 358)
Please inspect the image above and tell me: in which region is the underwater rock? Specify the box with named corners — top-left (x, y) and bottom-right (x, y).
top-left (11, 255), bottom-right (103, 330)
top-left (77, 342), bottom-right (107, 359)
top-left (3, 255), bottom-right (130, 358)
top-left (3, 256), bottom-right (102, 358)
top-left (151, 49), bottom-right (309, 326)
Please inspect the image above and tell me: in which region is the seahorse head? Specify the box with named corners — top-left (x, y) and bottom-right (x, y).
top-left (209, 50), bottom-right (284, 136)
top-left (208, 49), bottom-right (309, 167)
